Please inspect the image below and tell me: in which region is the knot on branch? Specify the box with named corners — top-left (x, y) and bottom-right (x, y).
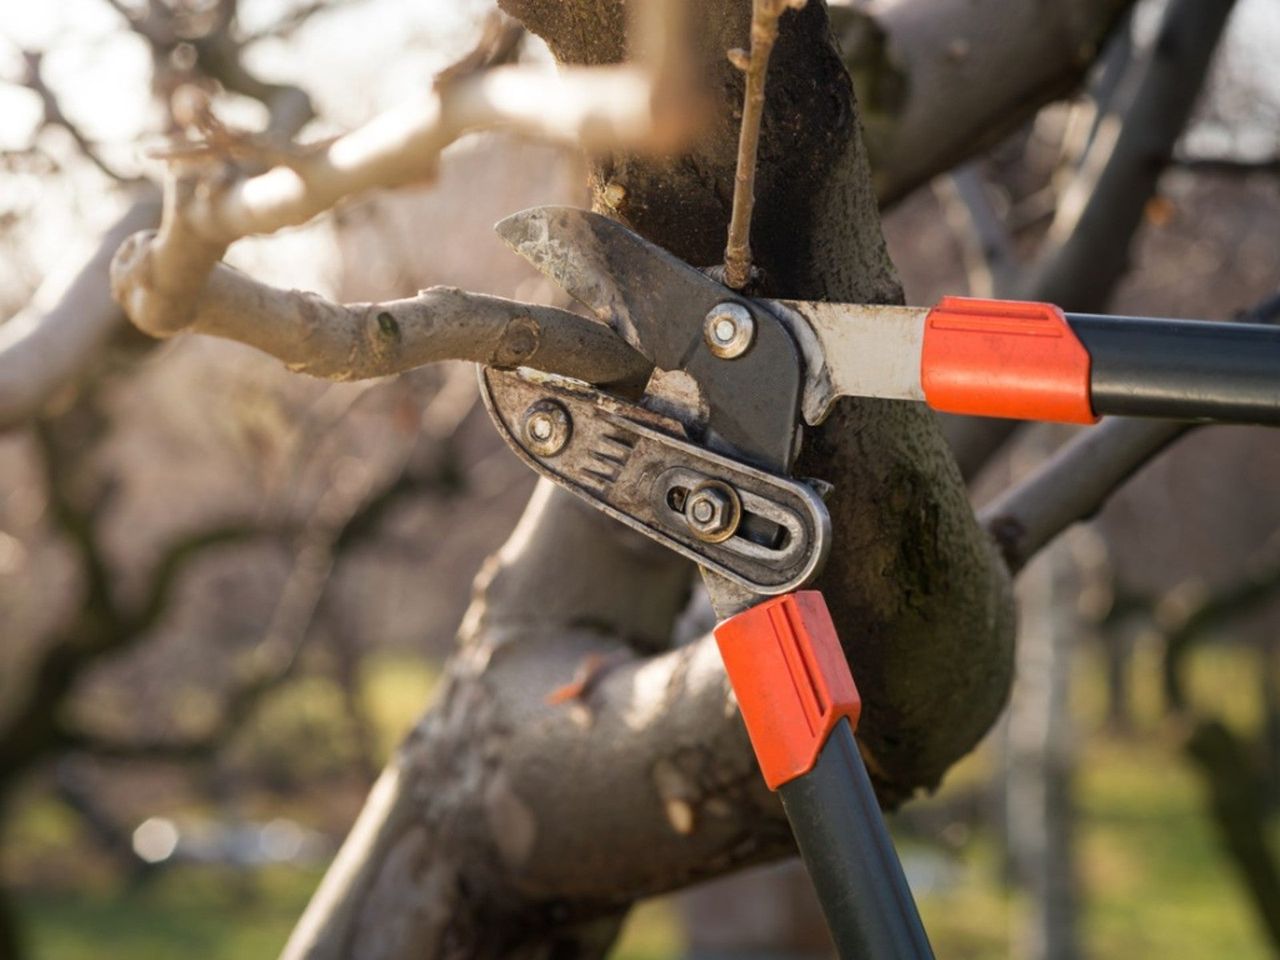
top-left (110, 230), bottom-right (170, 338)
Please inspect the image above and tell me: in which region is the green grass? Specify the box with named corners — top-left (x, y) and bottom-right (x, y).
top-left (18, 867), bottom-right (318, 960)
top-left (9, 645), bottom-right (1280, 958)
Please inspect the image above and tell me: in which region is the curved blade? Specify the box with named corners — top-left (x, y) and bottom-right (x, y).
top-left (495, 205), bottom-right (803, 472)
top-left (496, 206), bottom-right (725, 372)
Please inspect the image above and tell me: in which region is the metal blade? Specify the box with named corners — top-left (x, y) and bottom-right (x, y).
top-left (497, 206), bottom-right (804, 471)
top-left (496, 206), bottom-right (734, 373)
top-left (768, 300), bottom-right (929, 425)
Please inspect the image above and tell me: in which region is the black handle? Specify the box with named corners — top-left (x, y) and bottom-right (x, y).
top-left (1067, 313), bottom-right (1280, 424)
top-left (777, 720), bottom-right (936, 960)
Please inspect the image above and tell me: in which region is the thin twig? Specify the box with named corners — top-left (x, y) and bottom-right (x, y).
top-left (722, 0), bottom-right (806, 290)
top-left (932, 161), bottom-right (1015, 298)
top-left (20, 50), bottom-right (136, 184)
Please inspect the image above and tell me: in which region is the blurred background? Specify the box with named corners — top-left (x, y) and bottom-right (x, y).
top-left (0, 0), bottom-right (1278, 957)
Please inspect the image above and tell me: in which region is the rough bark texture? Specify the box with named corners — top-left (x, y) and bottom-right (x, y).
top-left (512, 0), bottom-right (1015, 801)
top-left (284, 3), bottom-right (1015, 956)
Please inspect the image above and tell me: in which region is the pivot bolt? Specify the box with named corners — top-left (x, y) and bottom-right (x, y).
top-left (522, 399), bottom-right (572, 457)
top-left (684, 480), bottom-right (742, 543)
top-left (704, 302), bottom-right (756, 359)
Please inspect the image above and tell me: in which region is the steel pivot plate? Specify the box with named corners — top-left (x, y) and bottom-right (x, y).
top-left (481, 368), bottom-right (831, 595)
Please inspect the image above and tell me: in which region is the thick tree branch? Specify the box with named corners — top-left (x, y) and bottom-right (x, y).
top-left (1026, 0), bottom-right (1237, 310)
top-left (980, 418), bottom-right (1191, 573)
top-left (830, 0), bottom-right (1140, 206)
top-left (0, 195), bottom-right (161, 432)
top-left (118, 260), bottom-right (650, 386)
top-left (286, 2), bottom-right (1016, 955)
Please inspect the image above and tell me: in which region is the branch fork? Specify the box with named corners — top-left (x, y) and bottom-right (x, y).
top-left (110, 5), bottom-right (698, 373)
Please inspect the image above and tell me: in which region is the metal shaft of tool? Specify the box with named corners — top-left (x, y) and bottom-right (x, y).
top-left (778, 720), bottom-right (936, 960)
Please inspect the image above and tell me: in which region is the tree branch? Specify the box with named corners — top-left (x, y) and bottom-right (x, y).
top-left (1181, 720), bottom-right (1280, 952)
top-left (938, 0), bottom-right (1237, 481)
top-left (931, 160), bottom-right (1015, 299)
top-left (0, 32), bottom-right (314, 432)
top-left (722, 0), bottom-right (806, 289)
top-left (980, 418), bottom-right (1191, 573)
top-left (1148, 556), bottom-right (1280, 952)
top-left (982, 289), bottom-right (1280, 573)
top-left (111, 8), bottom-right (696, 340)
top-left (829, 0), bottom-right (1140, 206)
top-left (55, 414), bottom-right (472, 769)
top-left (1026, 0), bottom-right (1238, 310)
top-left (130, 523), bottom-right (269, 634)
top-left (1174, 155), bottom-right (1280, 177)
top-left (20, 50), bottom-right (136, 183)
top-left (1160, 536), bottom-right (1280, 713)
top-left (113, 260), bottom-right (650, 387)
top-left (0, 194), bottom-right (161, 432)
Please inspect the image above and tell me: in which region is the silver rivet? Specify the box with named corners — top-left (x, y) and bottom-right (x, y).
top-left (522, 399), bottom-right (571, 457)
top-left (704, 302), bottom-right (755, 359)
top-left (683, 480), bottom-right (742, 543)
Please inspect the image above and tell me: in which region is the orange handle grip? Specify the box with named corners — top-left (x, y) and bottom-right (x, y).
top-left (921, 296), bottom-right (1099, 424)
top-left (714, 592), bottom-right (860, 790)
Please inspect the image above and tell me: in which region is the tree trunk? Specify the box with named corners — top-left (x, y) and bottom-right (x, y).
top-left (1184, 720), bottom-right (1280, 952)
top-left (1103, 627), bottom-right (1134, 736)
top-left (1003, 458), bottom-right (1080, 960)
top-left (1264, 635), bottom-right (1280, 810)
top-left (0, 805), bottom-right (21, 960)
top-left (283, 4), bottom-right (1015, 956)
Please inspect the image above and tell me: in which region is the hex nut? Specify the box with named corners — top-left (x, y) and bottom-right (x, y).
top-left (683, 480), bottom-right (742, 543)
top-left (703, 302), bottom-right (756, 359)
top-left (522, 399), bottom-right (572, 457)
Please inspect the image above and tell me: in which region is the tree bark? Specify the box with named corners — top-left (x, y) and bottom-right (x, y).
top-left (285, 3), bottom-right (1015, 956)
top-left (1002, 439), bottom-right (1081, 960)
top-left (1183, 720), bottom-right (1280, 952)
top-left (830, 0), bottom-right (1139, 206)
top-left (0, 800), bottom-right (21, 960)
top-left (504, 0), bottom-right (1015, 805)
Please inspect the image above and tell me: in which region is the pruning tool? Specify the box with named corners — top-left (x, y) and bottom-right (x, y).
top-left (479, 206), bottom-right (1280, 960)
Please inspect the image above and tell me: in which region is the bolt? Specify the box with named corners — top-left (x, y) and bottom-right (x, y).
top-left (703, 302), bottom-right (755, 359)
top-left (683, 480), bottom-right (741, 543)
top-left (522, 399), bottom-right (572, 457)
